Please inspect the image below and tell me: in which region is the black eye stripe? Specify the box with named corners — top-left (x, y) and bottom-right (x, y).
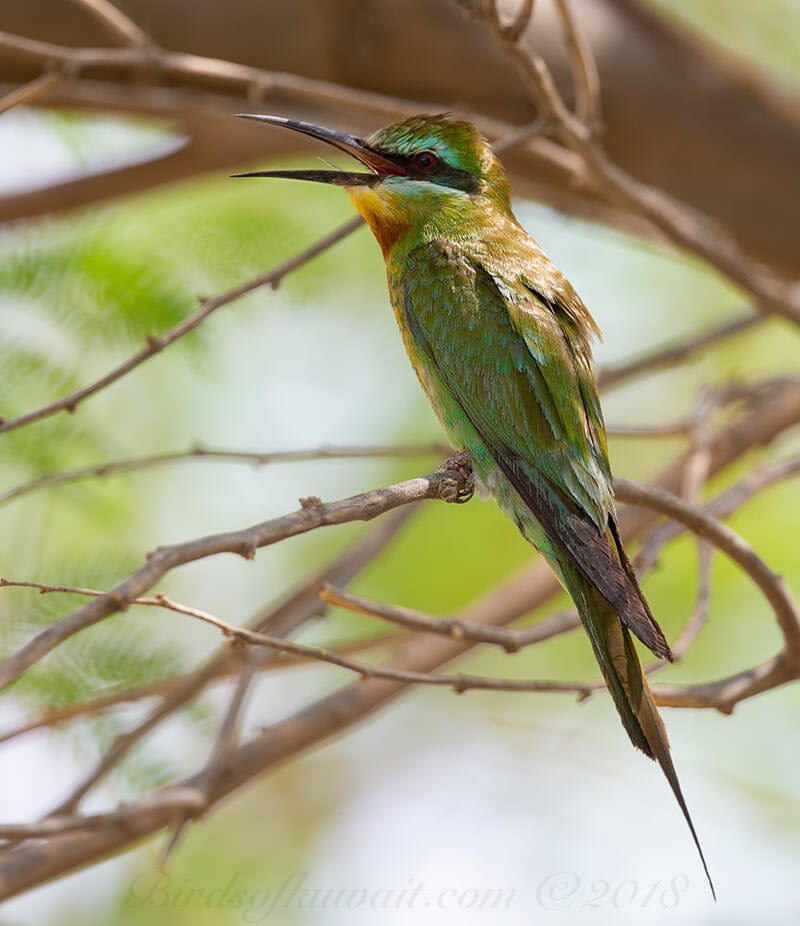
top-left (371, 149), bottom-right (481, 193)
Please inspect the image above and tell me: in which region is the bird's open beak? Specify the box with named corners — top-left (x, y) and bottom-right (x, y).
top-left (230, 114), bottom-right (405, 186)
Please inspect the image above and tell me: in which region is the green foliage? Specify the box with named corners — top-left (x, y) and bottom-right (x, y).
top-left (18, 608), bottom-right (178, 705)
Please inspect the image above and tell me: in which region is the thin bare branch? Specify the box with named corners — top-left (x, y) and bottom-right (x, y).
top-left (0, 465), bottom-right (465, 691)
top-left (68, 0), bottom-right (151, 47)
top-left (0, 634), bottom-right (405, 746)
top-left (492, 116), bottom-right (546, 154)
top-left (0, 376), bottom-right (799, 896)
top-left (467, 3), bottom-right (800, 325)
top-left (2, 8), bottom-right (798, 324)
top-left (158, 651), bottom-right (255, 864)
top-left (671, 542), bottom-right (713, 660)
top-left (636, 454), bottom-right (800, 576)
top-left (321, 584), bottom-right (576, 654)
top-left (0, 25), bottom-right (549, 167)
top-left (326, 559), bottom-right (715, 674)
top-left (45, 639), bottom-right (258, 817)
top-left (155, 607), bottom-right (595, 695)
top-left (0, 790), bottom-right (206, 841)
top-left (499, 0), bottom-right (536, 42)
top-left (0, 31), bottom-right (439, 121)
top-left (0, 442), bottom-right (450, 508)
top-left (606, 421), bottom-right (692, 438)
top-left (31, 508), bottom-right (416, 814)
top-left (616, 478), bottom-right (800, 662)
top-left (0, 101), bottom-right (565, 437)
top-left (3, 578), bottom-right (595, 698)
top-left (0, 71), bottom-right (62, 115)
top-left (708, 457), bottom-right (800, 518)
top-left (642, 540), bottom-right (715, 680)
top-left (0, 6), bottom-right (798, 896)
top-left (653, 655), bottom-right (795, 713)
top-left (25, 455), bottom-right (788, 830)
top-left (0, 216), bottom-right (363, 434)
top-left (552, 0), bottom-right (601, 126)
top-left (597, 312), bottom-right (765, 390)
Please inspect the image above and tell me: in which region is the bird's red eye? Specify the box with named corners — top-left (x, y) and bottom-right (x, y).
top-left (413, 151), bottom-right (439, 171)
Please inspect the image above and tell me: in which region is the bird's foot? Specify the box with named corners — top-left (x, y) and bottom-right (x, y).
top-left (436, 449), bottom-right (475, 504)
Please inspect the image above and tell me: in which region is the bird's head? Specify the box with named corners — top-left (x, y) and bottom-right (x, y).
top-left (233, 113), bottom-right (512, 255)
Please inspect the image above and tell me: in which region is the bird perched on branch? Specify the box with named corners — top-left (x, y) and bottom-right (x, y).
top-left (233, 112), bottom-right (713, 897)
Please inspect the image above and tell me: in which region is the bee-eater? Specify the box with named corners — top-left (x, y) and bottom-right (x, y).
top-left (234, 113), bottom-right (713, 896)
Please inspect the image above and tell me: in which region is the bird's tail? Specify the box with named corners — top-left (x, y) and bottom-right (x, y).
top-left (560, 562), bottom-right (715, 899)
top-left (487, 455), bottom-right (714, 894)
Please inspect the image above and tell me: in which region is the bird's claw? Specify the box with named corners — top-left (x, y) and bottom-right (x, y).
top-left (436, 449), bottom-right (475, 504)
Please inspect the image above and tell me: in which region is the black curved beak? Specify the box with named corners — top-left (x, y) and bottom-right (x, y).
top-left (231, 114), bottom-right (405, 186)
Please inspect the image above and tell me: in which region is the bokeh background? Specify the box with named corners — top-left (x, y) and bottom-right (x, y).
top-left (1, 1), bottom-right (800, 923)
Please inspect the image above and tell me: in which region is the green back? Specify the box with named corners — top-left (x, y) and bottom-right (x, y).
top-left (391, 234), bottom-right (614, 530)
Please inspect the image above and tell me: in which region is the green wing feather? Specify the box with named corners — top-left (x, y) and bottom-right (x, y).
top-left (395, 237), bottom-right (714, 897)
top-left (398, 238), bottom-right (668, 657)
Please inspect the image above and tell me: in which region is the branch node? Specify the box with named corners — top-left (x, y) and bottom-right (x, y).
top-left (500, 0), bottom-right (535, 41)
top-left (449, 620), bottom-right (466, 641)
top-left (237, 543), bottom-right (257, 561)
top-left (60, 57), bottom-right (82, 80)
top-left (299, 495), bottom-right (323, 510)
top-left (247, 76), bottom-right (275, 102)
top-left (106, 592), bottom-right (130, 612)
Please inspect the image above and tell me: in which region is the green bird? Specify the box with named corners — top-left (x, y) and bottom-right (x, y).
top-left (234, 113), bottom-right (713, 896)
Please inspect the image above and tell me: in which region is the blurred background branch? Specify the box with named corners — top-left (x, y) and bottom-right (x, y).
top-left (3, 0), bottom-right (800, 279)
top-left (0, 0), bottom-right (798, 917)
